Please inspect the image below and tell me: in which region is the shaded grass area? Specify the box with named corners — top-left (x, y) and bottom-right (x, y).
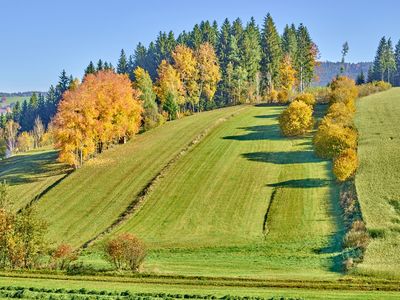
top-left (0, 148), bottom-right (71, 210)
top-left (103, 105), bottom-right (344, 279)
top-left (354, 88), bottom-right (400, 278)
top-left (35, 106), bottom-right (245, 247)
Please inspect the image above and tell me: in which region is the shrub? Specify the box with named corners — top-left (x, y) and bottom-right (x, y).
top-left (329, 76), bottom-right (358, 110)
top-left (105, 233), bottom-right (146, 272)
top-left (357, 81), bottom-right (392, 97)
top-left (279, 101), bottom-right (314, 136)
top-left (306, 86), bottom-right (331, 104)
top-left (267, 89), bottom-right (278, 102)
top-left (293, 93), bottom-right (315, 106)
top-left (313, 120), bottom-right (358, 159)
top-left (50, 243), bottom-right (78, 270)
top-left (343, 220), bottom-right (370, 252)
top-left (277, 90), bottom-right (289, 104)
top-left (325, 102), bottom-right (354, 127)
top-left (333, 148), bottom-right (359, 181)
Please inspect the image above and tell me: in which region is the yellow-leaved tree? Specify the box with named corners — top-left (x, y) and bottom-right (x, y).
top-left (279, 55), bottom-right (297, 102)
top-left (172, 44), bottom-right (199, 110)
top-left (197, 43), bottom-right (221, 106)
top-left (279, 100), bottom-right (314, 136)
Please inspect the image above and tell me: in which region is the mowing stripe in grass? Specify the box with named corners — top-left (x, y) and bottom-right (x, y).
top-left (80, 107), bottom-right (247, 249)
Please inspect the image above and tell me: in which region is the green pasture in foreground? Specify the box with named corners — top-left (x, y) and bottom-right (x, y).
top-left (1, 275), bottom-right (400, 300)
top-left (355, 88), bottom-right (400, 278)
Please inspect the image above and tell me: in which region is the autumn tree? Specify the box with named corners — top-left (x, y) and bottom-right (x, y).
top-left (3, 120), bottom-right (20, 154)
top-left (105, 233), bottom-right (147, 272)
top-left (197, 43), bottom-right (221, 107)
top-left (333, 148), bottom-right (359, 181)
top-left (17, 132), bottom-right (34, 152)
top-left (279, 55), bottom-right (297, 99)
top-left (155, 60), bottom-right (185, 117)
top-left (133, 67), bottom-right (163, 130)
top-left (54, 70), bottom-right (142, 167)
top-left (172, 44), bottom-right (200, 109)
top-left (32, 116), bottom-right (45, 148)
top-left (279, 100), bottom-right (314, 136)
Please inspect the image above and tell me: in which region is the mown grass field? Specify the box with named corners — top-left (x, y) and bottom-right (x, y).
top-left (355, 88), bottom-right (400, 278)
top-left (91, 104), bottom-right (344, 279)
top-left (0, 148), bottom-right (71, 210)
top-left (35, 105), bottom-right (245, 247)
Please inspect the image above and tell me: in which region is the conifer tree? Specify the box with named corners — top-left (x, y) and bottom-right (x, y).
top-left (96, 59), bottom-right (104, 71)
top-left (117, 49), bottom-right (128, 74)
top-left (261, 14), bottom-right (282, 92)
top-left (242, 17), bottom-right (262, 100)
top-left (84, 61), bottom-right (96, 76)
top-left (394, 39), bottom-right (400, 86)
top-left (295, 24), bottom-right (317, 91)
top-left (282, 24), bottom-right (298, 60)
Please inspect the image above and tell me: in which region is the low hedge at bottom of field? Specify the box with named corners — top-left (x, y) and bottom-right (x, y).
top-left (0, 286), bottom-right (302, 300)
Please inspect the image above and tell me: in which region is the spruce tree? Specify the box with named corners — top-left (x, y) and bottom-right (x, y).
top-left (295, 24), bottom-right (316, 91)
top-left (261, 13), bottom-right (282, 92)
top-left (189, 24), bottom-right (203, 49)
top-left (84, 61), bottom-right (96, 75)
top-left (242, 17), bottom-right (262, 100)
top-left (117, 49), bottom-right (128, 74)
top-left (394, 39), bottom-right (400, 86)
top-left (96, 59), bottom-right (104, 71)
top-left (371, 37), bottom-right (387, 81)
top-left (282, 24), bottom-right (297, 60)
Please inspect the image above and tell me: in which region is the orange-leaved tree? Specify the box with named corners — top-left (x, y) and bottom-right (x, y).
top-left (54, 70), bottom-right (142, 167)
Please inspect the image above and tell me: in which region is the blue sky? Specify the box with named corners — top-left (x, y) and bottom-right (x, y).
top-left (1, 0), bottom-right (399, 92)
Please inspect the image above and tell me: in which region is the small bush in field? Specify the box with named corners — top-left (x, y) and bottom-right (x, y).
top-left (105, 233), bottom-right (146, 272)
top-left (293, 93), bottom-right (316, 106)
top-left (329, 76), bottom-right (358, 111)
top-left (344, 220), bottom-right (370, 251)
top-left (333, 148), bottom-right (359, 181)
top-left (325, 102), bottom-right (354, 127)
top-left (267, 89), bottom-right (278, 102)
top-left (277, 90), bottom-right (289, 104)
top-left (313, 119), bottom-right (358, 159)
top-left (279, 100), bottom-right (314, 136)
top-left (50, 243), bottom-right (77, 270)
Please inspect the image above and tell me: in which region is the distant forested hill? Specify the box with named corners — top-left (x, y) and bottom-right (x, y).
top-left (313, 61), bottom-right (372, 86)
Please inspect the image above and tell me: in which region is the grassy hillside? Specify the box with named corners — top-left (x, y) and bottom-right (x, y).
top-left (101, 104), bottom-right (344, 279)
top-left (2, 96), bottom-right (29, 106)
top-left (0, 148), bottom-right (70, 210)
top-left (35, 106), bottom-right (245, 247)
top-left (355, 88), bottom-right (400, 278)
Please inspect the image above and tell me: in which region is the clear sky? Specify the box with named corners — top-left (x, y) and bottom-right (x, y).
top-left (1, 0), bottom-right (399, 92)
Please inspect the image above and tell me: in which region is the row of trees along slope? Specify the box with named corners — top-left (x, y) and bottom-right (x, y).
top-left (0, 14), bottom-right (319, 168)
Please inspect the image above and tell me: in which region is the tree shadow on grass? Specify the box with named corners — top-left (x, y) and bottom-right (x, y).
top-left (266, 178), bottom-right (332, 189)
top-left (254, 114), bottom-right (281, 119)
top-left (223, 124), bottom-right (285, 141)
top-left (0, 151), bottom-right (71, 185)
top-left (242, 151), bottom-right (323, 164)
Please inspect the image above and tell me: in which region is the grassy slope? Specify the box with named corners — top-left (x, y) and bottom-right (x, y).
top-left (109, 105), bottom-right (343, 279)
top-left (35, 106), bottom-right (244, 247)
top-left (1, 96), bottom-right (28, 106)
top-left (0, 148), bottom-right (70, 210)
top-left (355, 88), bottom-right (400, 278)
